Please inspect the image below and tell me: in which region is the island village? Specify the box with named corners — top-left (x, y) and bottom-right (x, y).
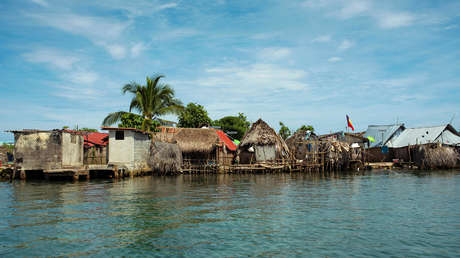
top-left (1, 76), bottom-right (459, 181)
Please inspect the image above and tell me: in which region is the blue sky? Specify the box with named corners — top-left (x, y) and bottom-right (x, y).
top-left (1, 0), bottom-right (459, 141)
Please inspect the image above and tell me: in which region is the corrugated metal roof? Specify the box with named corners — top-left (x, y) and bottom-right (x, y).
top-left (437, 130), bottom-right (460, 145)
top-left (364, 124), bottom-right (404, 148)
top-left (388, 125), bottom-right (460, 147)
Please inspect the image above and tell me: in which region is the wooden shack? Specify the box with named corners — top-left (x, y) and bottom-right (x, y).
top-left (11, 129), bottom-right (84, 179)
top-left (286, 130), bottom-right (319, 161)
top-left (82, 132), bottom-right (108, 165)
top-left (236, 119), bottom-right (290, 164)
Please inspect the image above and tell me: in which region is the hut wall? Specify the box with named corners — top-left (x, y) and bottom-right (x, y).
top-left (391, 146), bottom-right (412, 162)
top-left (84, 146), bottom-right (107, 165)
top-left (182, 150), bottom-right (216, 164)
top-left (255, 145), bottom-right (276, 161)
top-left (61, 132), bottom-right (84, 167)
top-left (367, 147), bottom-right (391, 162)
top-left (133, 132), bottom-right (150, 170)
top-left (238, 150), bottom-right (255, 164)
top-left (107, 130), bottom-right (134, 169)
top-left (216, 146), bottom-right (234, 165)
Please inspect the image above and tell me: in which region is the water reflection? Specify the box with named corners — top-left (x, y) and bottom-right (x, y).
top-left (0, 170), bottom-right (459, 257)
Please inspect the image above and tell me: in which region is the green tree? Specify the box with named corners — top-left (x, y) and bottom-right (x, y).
top-left (79, 128), bottom-right (99, 133)
top-left (279, 121), bottom-right (291, 140)
top-left (2, 143), bottom-right (14, 153)
top-left (102, 75), bottom-right (183, 132)
top-left (118, 113), bottom-right (160, 132)
top-left (297, 125), bottom-right (315, 133)
top-left (178, 103), bottom-right (212, 128)
top-left (213, 113), bottom-right (250, 140)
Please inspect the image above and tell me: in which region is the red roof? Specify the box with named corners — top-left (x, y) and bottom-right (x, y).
top-left (216, 130), bottom-right (237, 151)
top-left (83, 132), bottom-right (108, 147)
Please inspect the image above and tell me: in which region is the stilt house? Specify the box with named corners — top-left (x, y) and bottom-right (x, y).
top-left (236, 119), bottom-right (291, 164)
top-left (170, 128), bottom-right (237, 166)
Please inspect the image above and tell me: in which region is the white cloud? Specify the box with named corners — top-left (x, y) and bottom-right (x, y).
top-left (337, 0), bottom-right (370, 19)
top-left (328, 57), bottom-right (342, 62)
top-left (92, 1), bottom-right (178, 17)
top-left (251, 32), bottom-right (280, 40)
top-left (311, 35), bottom-right (331, 43)
top-left (28, 13), bottom-right (131, 59)
top-left (377, 12), bottom-right (415, 29)
top-left (130, 42), bottom-right (147, 57)
top-left (67, 71), bottom-right (99, 85)
top-left (257, 47), bottom-right (291, 61)
top-left (31, 0), bottom-right (48, 7)
top-left (28, 13), bottom-right (128, 40)
top-left (23, 49), bottom-right (79, 70)
top-left (156, 2), bottom-right (177, 11)
top-left (53, 85), bottom-right (100, 100)
top-left (202, 63), bottom-right (308, 91)
top-left (154, 28), bottom-right (200, 41)
top-left (303, 0), bottom-right (418, 30)
top-left (444, 24), bottom-right (458, 30)
top-left (103, 44), bottom-right (127, 59)
top-left (301, 0), bottom-right (334, 9)
top-left (338, 39), bottom-right (355, 51)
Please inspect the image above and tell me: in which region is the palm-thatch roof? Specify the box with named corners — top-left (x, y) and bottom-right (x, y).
top-left (171, 128), bottom-right (221, 153)
top-left (285, 130), bottom-right (318, 148)
top-left (239, 119), bottom-right (290, 155)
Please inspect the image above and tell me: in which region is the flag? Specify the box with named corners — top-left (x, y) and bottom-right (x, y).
top-left (367, 136), bottom-right (375, 142)
top-left (346, 115), bottom-right (355, 131)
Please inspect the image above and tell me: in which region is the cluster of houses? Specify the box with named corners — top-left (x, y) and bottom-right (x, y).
top-left (363, 123), bottom-right (460, 163)
top-left (5, 119), bottom-right (460, 180)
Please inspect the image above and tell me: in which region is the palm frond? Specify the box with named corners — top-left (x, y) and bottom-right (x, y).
top-left (122, 82), bottom-right (141, 95)
top-left (102, 111), bottom-right (128, 126)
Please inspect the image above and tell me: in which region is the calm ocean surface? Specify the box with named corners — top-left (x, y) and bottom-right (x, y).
top-left (0, 170), bottom-right (459, 257)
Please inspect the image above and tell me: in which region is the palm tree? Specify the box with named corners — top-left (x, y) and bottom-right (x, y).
top-left (102, 75), bottom-right (183, 132)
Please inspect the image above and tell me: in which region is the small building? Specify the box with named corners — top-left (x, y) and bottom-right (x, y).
top-left (102, 127), bottom-right (151, 171)
top-left (364, 123), bottom-right (405, 162)
top-left (82, 132), bottom-right (109, 165)
top-left (387, 124), bottom-right (460, 163)
top-left (169, 128), bottom-right (237, 166)
top-left (10, 129), bottom-right (84, 178)
top-left (236, 119), bottom-right (291, 164)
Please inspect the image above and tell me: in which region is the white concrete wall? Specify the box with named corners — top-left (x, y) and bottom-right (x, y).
top-left (133, 133), bottom-right (150, 170)
top-left (107, 130), bottom-right (134, 169)
top-left (61, 132), bottom-right (84, 167)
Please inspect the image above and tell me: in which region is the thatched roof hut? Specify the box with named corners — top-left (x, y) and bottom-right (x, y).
top-left (169, 128), bottom-right (237, 165)
top-left (237, 119), bottom-right (291, 164)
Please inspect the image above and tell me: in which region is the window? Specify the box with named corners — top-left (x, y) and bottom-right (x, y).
top-left (71, 134), bottom-right (76, 143)
top-left (115, 131), bottom-right (124, 140)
